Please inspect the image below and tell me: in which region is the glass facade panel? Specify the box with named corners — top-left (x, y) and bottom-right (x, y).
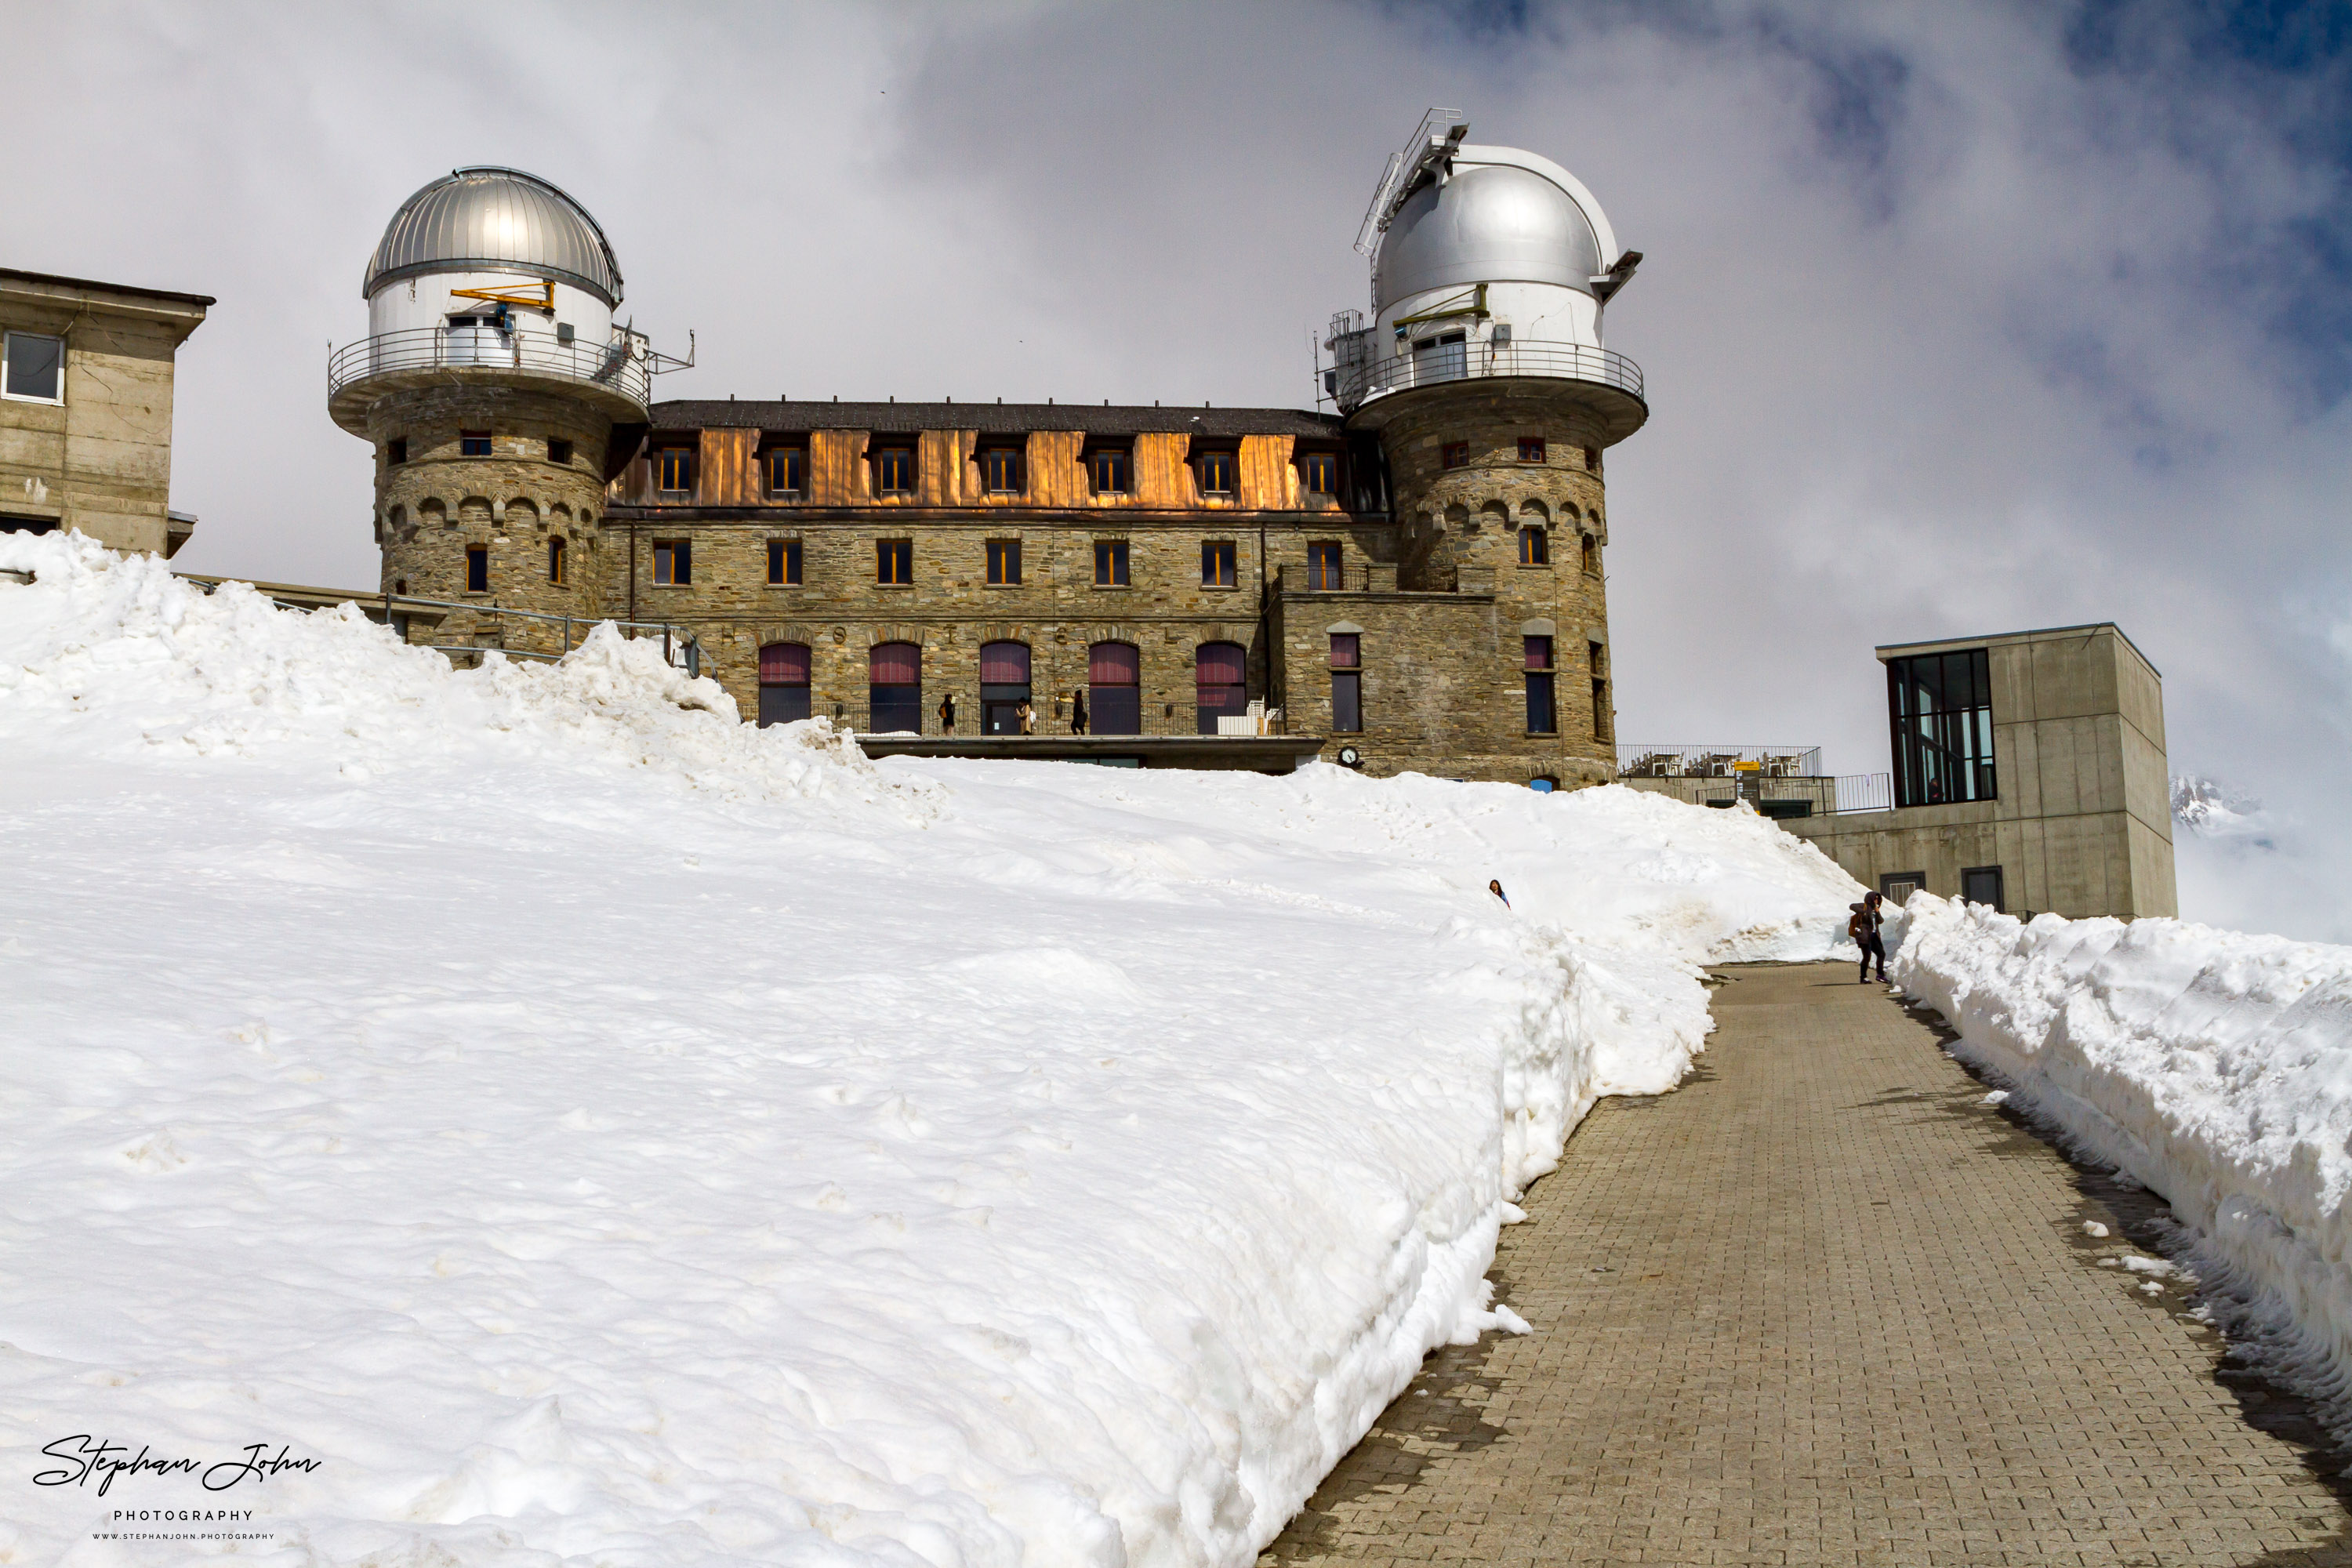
top-left (1888, 648), bottom-right (1997, 808)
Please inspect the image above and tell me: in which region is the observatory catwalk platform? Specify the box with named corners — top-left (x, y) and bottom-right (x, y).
top-left (1261, 962), bottom-right (2352, 1567)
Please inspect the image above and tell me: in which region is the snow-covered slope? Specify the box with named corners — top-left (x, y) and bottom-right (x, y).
top-left (1895, 895), bottom-right (2352, 1417)
top-left (0, 533), bottom-right (1860, 1566)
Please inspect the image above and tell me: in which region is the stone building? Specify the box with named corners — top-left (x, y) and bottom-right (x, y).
top-left (2, 268), bottom-right (212, 556)
top-left (331, 119), bottom-right (1650, 782)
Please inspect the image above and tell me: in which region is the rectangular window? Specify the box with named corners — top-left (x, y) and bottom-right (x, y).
top-left (387, 437), bottom-right (408, 466)
top-left (981, 448), bottom-right (1022, 495)
top-left (1299, 451), bottom-right (1338, 495)
top-left (1526, 672), bottom-right (1557, 734)
top-left (767, 446), bottom-right (805, 497)
top-left (1202, 540), bottom-right (1236, 587)
top-left (873, 446), bottom-right (916, 495)
top-left (768, 539), bottom-right (802, 586)
top-left (877, 538), bottom-right (913, 585)
top-left (1592, 679), bottom-right (1609, 740)
top-left (1581, 534), bottom-right (1599, 575)
top-left (1584, 446), bottom-right (1601, 472)
top-left (547, 437), bottom-right (573, 466)
top-left (1329, 633), bottom-right (1359, 669)
top-left (1307, 542), bottom-right (1343, 590)
top-left (1525, 635), bottom-right (1553, 670)
top-left (1330, 630), bottom-right (1363, 735)
top-left (1094, 539), bottom-right (1129, 586)
top-left (1518, 437), bottom-right (1547, 463)
top-left (547, 536), bottom-right (566, 586)
top-left (462, 430), bottom-right (493, 458)
top-left (2, 331), bottom-right (64, 402)
top-left (1519, 527), bottom-right (1548, 565)
top-left (652, 540), bottom-right (691, 586)
top-left (1090, 448), bottom-right (1131, 495)
top-left (1199, 450), bottom-right (1236, 495)
top-left (1962, 865), bottom-right (2005, 912)
top-left (986, 539), bottom-right (1022, 586)
top-left (1888, 648), bottom-right (1997, 807)
top-left (1440, 441), bottom-right (1469, 470)
top-left (466, 545), bottom-right (488, 592)
top-left (655, 448), bottom-right (691, 492)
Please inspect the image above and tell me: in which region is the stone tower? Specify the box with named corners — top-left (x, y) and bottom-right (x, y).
top-left (1328, 114), bottom-right (1648, 787)
top-left (328, 167), bottom-right (655, 657)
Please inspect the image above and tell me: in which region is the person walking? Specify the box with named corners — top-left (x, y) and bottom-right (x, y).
top-left (1070, 688), bottom-right (1088, 735)
top-left (1850, 891), bottom-right (1888, 983)
top-left (937, 692), bottom-right (956, 734)
top-left (1016, 699), bottom-right (1035, 735)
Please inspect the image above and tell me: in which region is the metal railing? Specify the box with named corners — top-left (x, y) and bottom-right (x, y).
top-left (1619, 743), bottom-right (1824, 779)
top-left (1628, 772), bottom-right (1893, 815)
top-left (1329, 339), bottom-right (1644, 412)
top-left (812, 695), bottom-right (1291, 740)
top-left (327, 325), bottom-right (652, 406)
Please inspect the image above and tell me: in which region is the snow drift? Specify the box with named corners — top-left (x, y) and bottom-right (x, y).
top-left (0, 532), bottom-right (1860, 1566)
top-left (1895, 895), bottom-right (2352, 1417)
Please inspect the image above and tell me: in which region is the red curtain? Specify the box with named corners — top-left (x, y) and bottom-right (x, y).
top-left (760, 642), bottom-right (810, 684)
top-left (1195, 642), bottom-right (1246, 687)
top-left (1089, 641), bottom-right (1138, 686)
top-left (869, 642), bottom-right (921, 686)
top-left (981, 641), bottom-right (1031, 684)
top-left (1524, 636), bottom-right (1553, 671)
top-left (1328, 633), bottom-right (1359, 669)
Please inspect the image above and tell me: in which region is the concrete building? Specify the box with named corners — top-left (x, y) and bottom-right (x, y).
top-left (1, 268), bottom-right (212, 557)
top-left (1625, 624), bottom-right (2176, 920)
top-left (329, 117), bottom-right (1649, 780)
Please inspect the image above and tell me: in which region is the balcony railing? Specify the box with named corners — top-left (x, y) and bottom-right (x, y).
top-left (1619, 743), bottom-right (1824, 779)
top-left (801, 695), bottom-right (1291, 740)
top-left (1626, 772), bottom-right (1894, 816)
top-left (1328, 339), bottom-right (1644, 413)
top-left (327, 325), bottom-right (652, 407)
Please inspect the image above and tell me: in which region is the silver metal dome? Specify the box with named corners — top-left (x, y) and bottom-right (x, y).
top-left (363, 166), bottom-right (622, 306)
top-left (1373, 162), bottom-right (1603, 314)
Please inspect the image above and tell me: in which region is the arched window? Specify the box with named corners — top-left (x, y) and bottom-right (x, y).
top-left (758, 642), bottom-right (811, 728)
top-left (1195, 641), bottom-right (1247, 734)
top-left (1088, 641), bottom-right (1141, 736)
top-left (1518, 527), bottom-right (1548, 566)
top-left (981, 641), bottom-right (1031, 735)
top-left (869, 641), bottom-right (922, 734)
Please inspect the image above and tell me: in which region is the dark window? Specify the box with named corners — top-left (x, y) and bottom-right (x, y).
top-left (1518, 437), bottom-right (1547, 463)
top-left (1588, 640), bottom-right (1608, 739)
top-left (652, 540), bottom-right (690, 586)
top-left (547, 437), bottom-right (572, 466)
top-left (1440, 441), bottom-right (1469, 470)
top-left (1308, 542), bottom-right (1343, 590)
top-left (1330, 632), bottom-right (1363, 733)
top-left (768, 539), bottom-right (802, 586)
top-left (1196, 641), bottom-right (1247, 733)
top-left (466, 546), bottom-right (488, 592)
top-left (981, 448), bottom-right (1022, 494)
top-left (462, 430), bottom-right (493, 458)
top-left (767, 447), bottom-right (805, 497)
top-left (986, 539), bottom-right (1022, 586)
top-left (1088, 641), bottom-right (1142, 735)
top-left (3, 331), bottom-right (64, 401)
top-left (1199, 450), bottom-right (1237, 495)
top-left (1584, 446), bottom-right (1600, 472)
top-left (1888, 648), bottom-right (1996, 808)
top-left (1525, 636), bottom-right (1555, 733)
top-left (1299, 451), bottom-right (1338, 495)
top-left (1202, 540), bottom-right (1236, 587)
top-left (1094, 539), bottom-right (1129, 586)
top-left (1526, 636), bottom-right (1554, 669)
top-left (1090, 448), bottom-right (1131, 495)
top-left (877, 539), bottom-right (913, 585)
top-left (869, 641), bottom-right (922, 733)
top-left (981, 641), bottom-right (1032, 735)
top-left (655, 448), bottom-right (692, 492)
top-left (1413, 330), bottom-right (1468, 382)
top-left (1581, 534), bottom-right (1599, 574)
top-left (1519, 527), bottom-right (1548, 565)
top-left (1962, 865), bottom-right (2005, 912)
top-left (873, 446), bottom-right (916, 495)
top-left (547, 536), bottom-right (566, 586)
top-left (387, 437), bottom-right (408, 466)
top-left (758, 642), bottom-right (811, 727)
top-left (1881, 872), bottom-right (1926, 906)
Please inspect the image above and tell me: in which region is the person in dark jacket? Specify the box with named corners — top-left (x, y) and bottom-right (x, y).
top-left (1070, 689), bottom-right (1088, 735)
top-left (938, 693), bottom-right (956, 733)
top-left (1851, 891), bottom-right (1888, 983)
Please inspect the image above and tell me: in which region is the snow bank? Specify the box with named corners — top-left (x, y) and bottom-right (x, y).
top-left (0, 533), bottom-right (1859, 1566)
top-left (1895, 894), bottom-right (2352, 1410)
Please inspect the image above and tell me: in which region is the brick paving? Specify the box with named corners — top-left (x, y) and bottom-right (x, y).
top-left (1262, 961), bottom-right (2352, 1566)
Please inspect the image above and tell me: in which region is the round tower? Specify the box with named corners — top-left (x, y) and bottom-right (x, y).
top-left (328, 167), bottom-right (652, 656)
top-left (1328, 114), bottom-right (1646, 787)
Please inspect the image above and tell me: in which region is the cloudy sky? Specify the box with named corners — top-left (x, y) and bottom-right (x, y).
top-left (10, 1), bottom-right (2349, 935)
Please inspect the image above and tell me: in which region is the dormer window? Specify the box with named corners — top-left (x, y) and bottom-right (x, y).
top-left (654, 447), bottom-right (693, 494)
top-left (766, 445), bottom-right (805, 497)
top-left (1089, 448), bottom-right (1131, 496)
top-left (1299, 450), bottom-right (1338, 496)
top-left (1197, 449), bottom-right (1236, 497)
top-left (873, 446), bottom-right (916, 496)
top-left (981, 447), bottom-right (1023, 495)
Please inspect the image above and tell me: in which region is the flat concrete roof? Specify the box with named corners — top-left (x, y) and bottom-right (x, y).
top-left (0, 267), bottom-right (216, 314)
top-left (1875, 622), bottom-right (2158, 678)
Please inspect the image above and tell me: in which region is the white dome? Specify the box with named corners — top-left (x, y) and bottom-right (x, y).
top-left (364, 166), bottom-right (622, 307)
top-left (1372, 150), bottom-right (1613, 316)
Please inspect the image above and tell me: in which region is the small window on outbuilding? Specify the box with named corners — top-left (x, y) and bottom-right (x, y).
top-left (653, 540), bottom-right (691, 586)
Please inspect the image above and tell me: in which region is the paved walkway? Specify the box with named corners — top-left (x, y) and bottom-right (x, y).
top-left (1263, 962), bottom-right (2352, 1566)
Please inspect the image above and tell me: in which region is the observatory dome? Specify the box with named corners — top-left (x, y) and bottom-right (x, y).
top-left (1373, 154), bottom-right (1607, 316)
top-left (362, 167), bottom-right (622, 307)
